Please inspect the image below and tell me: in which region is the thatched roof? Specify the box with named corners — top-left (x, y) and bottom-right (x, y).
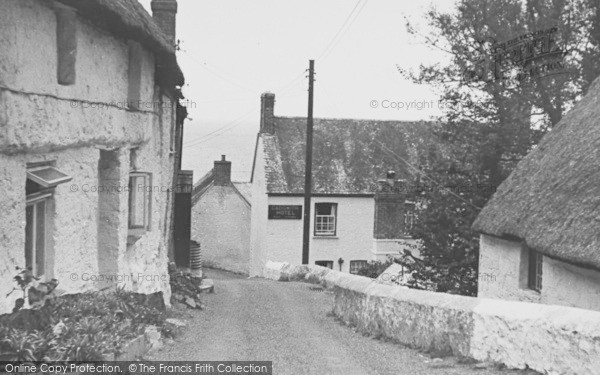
top-left (56, 0), bottom-right (184, 88)
top-left (473, 76), bottom-right (600, 270)
top-left (254, 116), bottom-right (434, 194)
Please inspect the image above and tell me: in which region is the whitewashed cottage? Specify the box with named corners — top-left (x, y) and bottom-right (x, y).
top-left (0, 0), bottom-right (187, 313)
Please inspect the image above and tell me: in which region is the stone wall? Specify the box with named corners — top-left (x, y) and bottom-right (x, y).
top-left (263, 261), bottom-right (600, 375)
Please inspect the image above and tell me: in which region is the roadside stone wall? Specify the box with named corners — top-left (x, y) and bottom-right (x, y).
top-left (263, 261), bottom-right (600, 375)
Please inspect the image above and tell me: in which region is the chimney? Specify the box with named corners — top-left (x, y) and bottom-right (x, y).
top-left (151, 0), bottom-right (178, 47)
top-left (214, 155), bottom-right (232, 186)
top-left (386, 170), bottom-right (396, 186)
top-left (260, 92), bottom-right (275, 134)
top-left (374, 171), bottom-right (407, 239)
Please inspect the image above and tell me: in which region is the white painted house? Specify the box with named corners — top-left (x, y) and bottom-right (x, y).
top-left (473, 76), bottom-right (600, 311)
top-left (249, 93), bottom-right (427, 276)
top-left (191, 156), bottom-right (252, 275)
top-left (0, 0), bottom-right (186, 314)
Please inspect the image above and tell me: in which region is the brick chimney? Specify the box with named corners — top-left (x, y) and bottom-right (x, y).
top-left (260, 92), bottom-right (275, 134)
top-left (214, 155), bottom-right (232, 186)
top-left (374, 171), bottom-right (408, 239)
top-left (151, 0), bottom-right (178, 47)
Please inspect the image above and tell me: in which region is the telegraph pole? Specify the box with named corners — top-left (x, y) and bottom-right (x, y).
top-left (302, 60), bottom-right (315, 265)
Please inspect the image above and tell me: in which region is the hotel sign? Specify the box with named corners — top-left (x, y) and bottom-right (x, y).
top-left (268, 205), bottom-right (302, 220)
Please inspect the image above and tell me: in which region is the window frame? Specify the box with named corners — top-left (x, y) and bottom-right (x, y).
top-left (315, 260), bottom-right (334, 269)
top-left (24, 163), bottom-right (66, 280)
top-left (128, 172), bottom-right (152, 236)
top-left (349, 260), bottom-right (368, 275)
top-left (25, 193), bottom-right (50, 279)
top-left (26, 165), bottom-right (72, 188)
top-left (314, 202), bottom-right (338, 237)
top-left (403, 201), bottom-right (416, 236)
top-left (527, 248), bottom-right (543, 292)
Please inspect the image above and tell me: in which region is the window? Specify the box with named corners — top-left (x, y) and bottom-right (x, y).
top-left (27, 166), bottom-right (72, 188)
top-left (314, 203), bottom-right (337, 236)
top-left (350, 260), bottom-right (368, 275)
top-left (25, 164), bottom-right (70, 278)
top-left (315, 261), bottom-right (333, 269)
top-left (403, 202), bottom-right (416, 235)
top-left (128, 172), bottom-right (151, 234)
top-left (26, 196), bottom-right (47, 277)
top-left (528, 249), bottom-right (543, 292)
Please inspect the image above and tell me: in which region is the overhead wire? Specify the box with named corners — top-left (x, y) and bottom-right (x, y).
top-left (318, 0), bottom-right (369, 62)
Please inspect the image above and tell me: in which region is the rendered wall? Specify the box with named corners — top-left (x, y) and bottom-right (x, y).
top-left (0, 0), bottom-right (176, 314)
top-left (479, 234), bottom-right (600, 311)
top-left (191, 185), bottom-right (251, 274)
top-left (478, 234), bottom-right (540, 302)
top-left (260, 196), bottom-right (375, 273)
top-left (541, 256), bottom-right (600, 310)
top-left (249, 137), bottom-right (269, 277)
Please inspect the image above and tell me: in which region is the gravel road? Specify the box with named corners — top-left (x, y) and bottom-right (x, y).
top-left (151, 269), bottom-right (537, 375)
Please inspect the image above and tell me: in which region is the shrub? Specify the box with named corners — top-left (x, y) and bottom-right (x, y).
top-left (356, 258), bottom-right (395, 279)
top-left (0, 289), bottom-right (166, 362)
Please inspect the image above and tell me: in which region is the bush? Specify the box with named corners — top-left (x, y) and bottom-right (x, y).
top-left (356, 258), bottom-right (395, 279)
top-left (0, 289), bottom-right (166, 362)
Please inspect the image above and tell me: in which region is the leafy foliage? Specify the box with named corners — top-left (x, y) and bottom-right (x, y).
top-left (6, 267), bottom-right (60, 313)
top-left (0, 288), bottom-right (166, 362)
top-left (393, 0), bottom-right (600, 296)
top-left (355, 258), bottom-right (395, 279)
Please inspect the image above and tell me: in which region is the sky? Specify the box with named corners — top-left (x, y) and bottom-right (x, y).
top-left (139, 0), bottom-right (457, 181)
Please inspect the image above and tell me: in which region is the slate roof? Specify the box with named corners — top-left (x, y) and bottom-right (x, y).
top-left (254, 116), bottom-right (434, 194)
top-left (191, 169), bottom-right (251, 206)
top-left (473, 76), bottom-right (600, 270)
top-left (191, 169), bottom-right (214, 205)
top-left (233, 182), bottom-right (253, 204)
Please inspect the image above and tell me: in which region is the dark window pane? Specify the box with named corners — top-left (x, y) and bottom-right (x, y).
top-left (350, 261), bottom-right (367, 274)
top-left (315, 203), bottom-right (331, 215)
top-left (315, 261), bottom-right (333, 269)
top-left (26, 179), bottom-right (43, 195)
top-left (528, 249), bottom-right (542, 291)
top-left (25, 205), bottom-right (34, 271)
top-left (528, 250), bottom-right (536, 289)
top-left (35, 201), bottom-right (45, 276)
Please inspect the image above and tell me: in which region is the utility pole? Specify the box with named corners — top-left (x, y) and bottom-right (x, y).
top-left (302, 60), bottom-right (315, 265)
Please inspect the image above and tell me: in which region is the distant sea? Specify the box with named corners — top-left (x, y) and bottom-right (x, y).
top-left (181, 121), bottom-right (258, 183)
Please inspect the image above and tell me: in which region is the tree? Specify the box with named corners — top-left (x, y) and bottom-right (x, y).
top-left (397, 0), bottom-right (600, 296)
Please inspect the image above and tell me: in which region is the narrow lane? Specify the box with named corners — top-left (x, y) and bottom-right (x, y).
top-left (151, 269), bottom-right (535, 375)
